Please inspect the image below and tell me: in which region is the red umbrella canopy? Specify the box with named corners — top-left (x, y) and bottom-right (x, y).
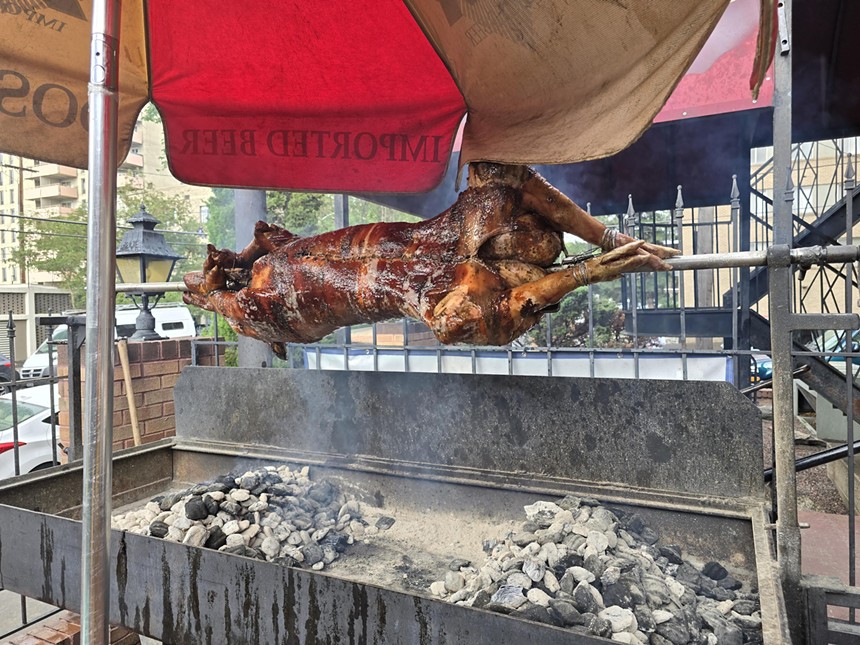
top-left (0, 0), bottom-right (773, 193)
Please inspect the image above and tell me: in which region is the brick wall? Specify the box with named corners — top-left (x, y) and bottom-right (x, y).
top-left (7, 611), bottom-right (139, 645)
top-left (57, 339), bottom-right (222, 454)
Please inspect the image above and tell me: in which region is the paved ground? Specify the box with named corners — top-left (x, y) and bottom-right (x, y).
top-left (0, 592), bottom-right (57, 640)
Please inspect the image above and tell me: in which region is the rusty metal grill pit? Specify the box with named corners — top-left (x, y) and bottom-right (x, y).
top-left (0, 368), bottom-right (789, 643)
top-left (111, 462), bottom-right (765, 642)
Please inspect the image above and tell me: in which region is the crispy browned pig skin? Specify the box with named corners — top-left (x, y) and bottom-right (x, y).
top-left (184, 163), bottom-right (677, 356)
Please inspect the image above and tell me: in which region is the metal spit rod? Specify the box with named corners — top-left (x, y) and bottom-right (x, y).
top-left (82, 0), bottom-right (120, 642)
top-left (121, 244), bottom-right (860, 296)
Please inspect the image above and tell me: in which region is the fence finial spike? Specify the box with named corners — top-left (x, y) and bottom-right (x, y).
top-left (586, 201), bottom-right (592, 216)
top-left (626, 194), bottom-right (634, 219)
top-left (847, 153), bottom-right (856, 183)
top-left (675, 185), bottom-right (684, 210)
top-left (6, 312), bottom-right (13, 331)
top-left (731, 174), bottom-right (740, 200)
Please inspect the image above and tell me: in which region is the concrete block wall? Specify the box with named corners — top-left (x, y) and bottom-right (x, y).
top-left (56, 339), bottom-right (223, 454)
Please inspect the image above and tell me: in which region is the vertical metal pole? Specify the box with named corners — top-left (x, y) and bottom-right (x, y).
top-left (67, 320), bottom-right (84, 461)
top-left (545, 312), bottom-right (552, 376)
top-left (586, 204), bottom-right (596, 378)
top-left (7, 314), bottom-right (19, 476)
top-left (372, 323), bottom-right (379, 372)
top-left (625, 196), bottom-right (640, 378)
top-left (82, 0), bottom-right (120, 641)
top-left (769, 1), bottom-right (801, 624)
top-left (47, 319), bottom-right (58, 466)
top-left (675, 187), bottom-right (687, 380)
top-left (845, 153), bottom-right (856, 600)
top-left (16, 157), bottom-right (27, 284)
top-left (739, 155), bottom-right (753, 389)
top-left (403, 319), bottom-right (410, 373)
top-left (731, 176), bottom-right (741, 385)
top-left (334, 195), bottom-right (352, 351)
top-left (235, 190), bottom-right (272, 368)
top-left (213, 312), bottom-right (220, 367)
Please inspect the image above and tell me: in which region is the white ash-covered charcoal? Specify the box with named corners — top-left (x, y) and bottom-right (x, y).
top-left (111, 464), bottom-right (395, 573)
top-left (428, 495), bottom-right (763, 645)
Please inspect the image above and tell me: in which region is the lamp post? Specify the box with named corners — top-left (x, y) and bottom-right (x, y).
top-left (115, 204), bottom-right (182, 341)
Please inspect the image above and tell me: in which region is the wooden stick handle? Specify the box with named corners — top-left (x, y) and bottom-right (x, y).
top-left (116, 338), bottom-right (141, 447)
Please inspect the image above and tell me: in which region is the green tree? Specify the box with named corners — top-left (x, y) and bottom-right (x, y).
top-left (346, 198), bottom-right (422, 226)
top-left (205, 187), bottom-right (235, 250)
top-left (13, 183), bottom-right (207, 308)
top-left (267, 191), bottom-right (332, 236)
top-left (140, 103), bottom-right (162, 124)
top-left (116, 182), bottom-right (207, 300)
top-left (199, 309), bottom-right (238, 366)
top-left (525, 281), bottom-right (625, 348)
top-left (13, 205), bottom-right (89, 307)
top-left (523, 223), bottom-right (625, 348)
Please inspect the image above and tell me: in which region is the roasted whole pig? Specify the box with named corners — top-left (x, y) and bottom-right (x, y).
top-left (184, 163), bottom-right (677, 355)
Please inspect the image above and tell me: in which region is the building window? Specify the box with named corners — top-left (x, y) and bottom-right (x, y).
top-left (2, 269), bottom-right (7, 283)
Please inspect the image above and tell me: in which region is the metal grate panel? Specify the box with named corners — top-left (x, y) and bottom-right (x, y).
top-left (34, 293), bottom-right (72, 316)
top-left (0, 293), bottom-right (25, 316)
top-left (0, 334), bottom-right (11, 358)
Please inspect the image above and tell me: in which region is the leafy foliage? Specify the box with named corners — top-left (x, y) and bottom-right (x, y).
top-left (205, 188), bottom-right (236, 250)
top-left (522, 231), bottom-right (626, 349)
top-left (13, 182), bottom-right (207, 308)
top-left (13, 204), bottom-right (88, 307)
top-left (203, 191), bottom-right (422, 252)
top-left (116, 182), bottom-right (207, 302)
top-left (140, 103), bottom-right (162, 123)
top-left (524, 281), bottom-right (625, 348)
top-left (198, 308), bottom-right (238, 366)
top-left (267, 192), bottom-right (332, 236)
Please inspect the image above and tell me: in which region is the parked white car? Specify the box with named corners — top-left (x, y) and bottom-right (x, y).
top-left (0, 385), bottom-right (61, 478)
top-left (20, 304), bottom-right (197, 379)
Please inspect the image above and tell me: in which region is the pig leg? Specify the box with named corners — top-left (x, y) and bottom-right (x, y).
top-left (518, 170), bottom-right (678, 269)
top-left (207, 222), bottom-right (298, 273)
top-left (186, 222), bottom-right (299, 296)
top-left (505, 241), bottom-right (653, 320)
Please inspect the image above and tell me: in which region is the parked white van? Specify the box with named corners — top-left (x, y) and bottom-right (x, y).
top-left (20, 304), bottom-right (196, 379)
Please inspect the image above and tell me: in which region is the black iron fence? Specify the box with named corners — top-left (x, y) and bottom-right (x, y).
top-left (0, 313), bottom-right (65, 640)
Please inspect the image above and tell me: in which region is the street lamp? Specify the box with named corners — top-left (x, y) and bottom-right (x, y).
top-left (115, 204), bottom-right (183, 341)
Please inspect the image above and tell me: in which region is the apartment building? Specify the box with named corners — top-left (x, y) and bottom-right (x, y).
top-left (0, 117), bottom-right (213, 287)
